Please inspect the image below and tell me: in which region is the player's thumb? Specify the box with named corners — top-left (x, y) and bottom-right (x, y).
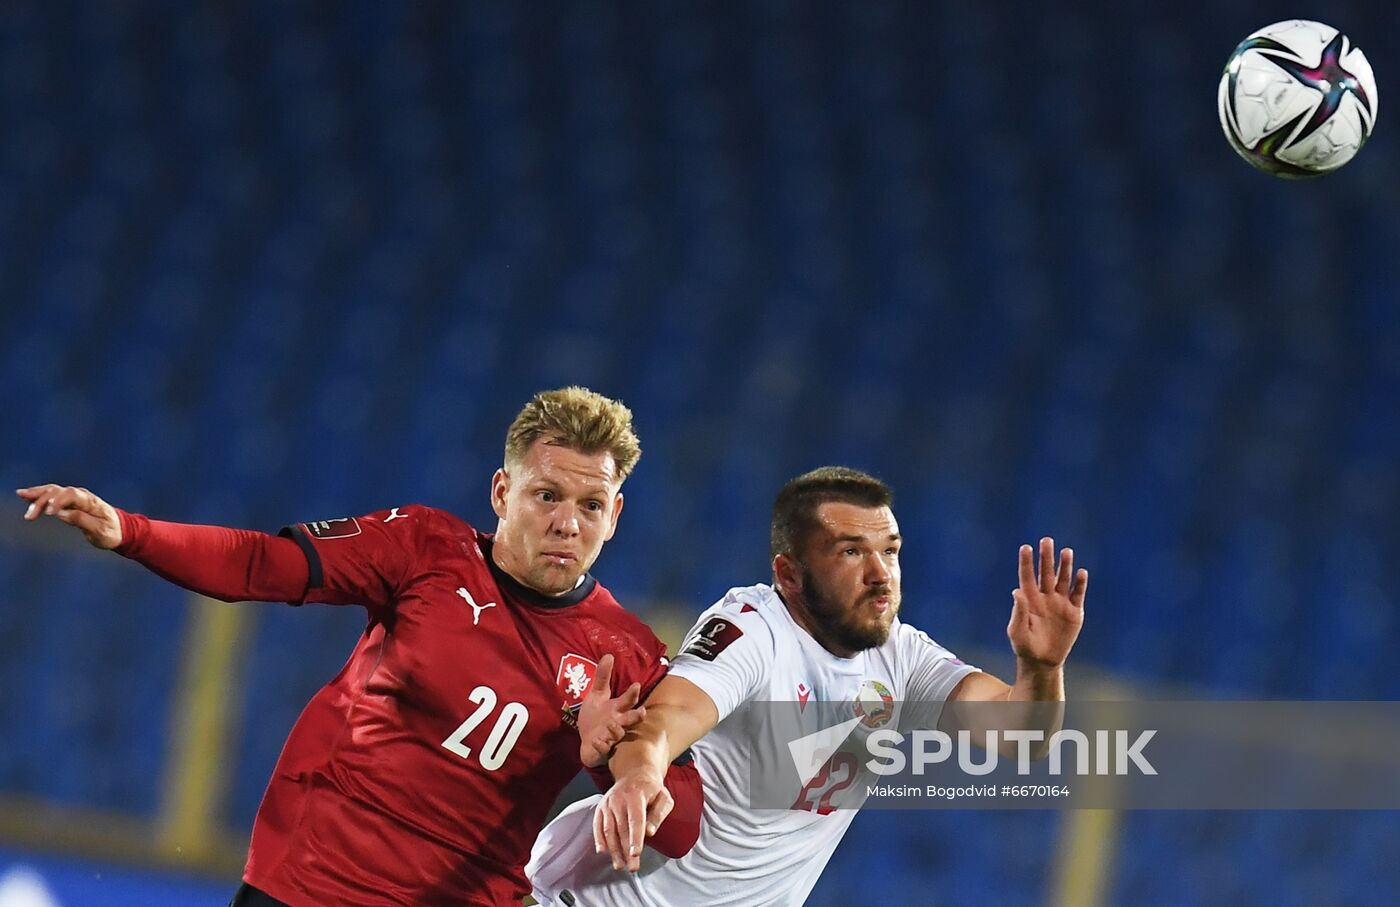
top-left (644, 787), bottom-right (674, 836)
top-left (593, 653), bottom-right (614, 696)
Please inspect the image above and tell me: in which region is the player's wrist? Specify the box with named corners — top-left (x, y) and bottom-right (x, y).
top-left (610, 746), bottom-right (666, 788)
top-left (1011, 658), bottom-right (1065, 699)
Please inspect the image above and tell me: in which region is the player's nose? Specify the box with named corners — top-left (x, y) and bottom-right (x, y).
top-left (864, 552), bottom-right (893, 583)
top-left (550, 503), bottom-right (581, 536)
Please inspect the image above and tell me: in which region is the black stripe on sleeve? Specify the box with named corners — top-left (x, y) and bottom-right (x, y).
top-left (279, 524), bottom-right (323, 595)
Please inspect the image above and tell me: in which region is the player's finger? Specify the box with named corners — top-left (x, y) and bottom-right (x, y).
top-left (592, 654), bottom-right (614, 698)
top-left (1017, 544), bottom-right (1034, 590)
top-left (599, 795), bottom-right (627, 867)
top-left (55, 508), bottom-right (102, 535)
top-left (1055, 548), bottom-right (1074, 595)
top-left (44, 487), bottom-right (81, 516)
top-left (32, 488), bottom-right (65, 519)
top-left (599, 795), bottom-right (621, 867)
top-left (604, 800), bottom-right (632, 873)
top-left (616, 681), bottom-right (641, 712)
top-left (49, 486), bottom-right (96, 517)
top-left (625, 789), bottom-right (648, 871)
top-left (1008, 589), bottom-right (1028, 633)
top-left (1039, 538), bottom-right (1056, 593)
top-left (19, 485), bottom-right (58, 519)
top-left (643, 786), bottom-right (674, 839)
top-left (1070, 568), bottom-right (1089, 609)
top-left (615, 705), bottom-right (646, 730)
top-left (16, 485), bottom-right (55, 503)
top-left (593, 798), bottom-right (608, 854)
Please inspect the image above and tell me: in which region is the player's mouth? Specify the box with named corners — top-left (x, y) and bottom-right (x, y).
top-left (863, 593), bottom-right (896, 616)
top-left (542, 551), bottom-right (578, 566)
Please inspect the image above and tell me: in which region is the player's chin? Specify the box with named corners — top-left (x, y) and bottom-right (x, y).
top-left (841, 615), bottom-right (893, 651)
top-left (529, 562), bottom-right (585, 595)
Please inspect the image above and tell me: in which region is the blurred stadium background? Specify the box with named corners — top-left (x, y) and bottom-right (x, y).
top-left (2, 1), bottom-right (1398, 904)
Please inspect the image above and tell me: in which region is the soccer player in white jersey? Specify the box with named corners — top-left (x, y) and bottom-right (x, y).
top-left (527, 466), bottom-right (1089, 906)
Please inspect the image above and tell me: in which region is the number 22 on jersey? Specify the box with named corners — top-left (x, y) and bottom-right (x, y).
top-left (792, 751), bottom-right (859, 816)
top-left (441, 685), bottom-right (530, 771)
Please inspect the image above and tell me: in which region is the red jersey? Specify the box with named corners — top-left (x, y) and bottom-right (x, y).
top-left (241, 505), bottom-right (670, 906)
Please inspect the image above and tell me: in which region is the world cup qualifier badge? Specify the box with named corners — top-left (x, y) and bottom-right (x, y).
top-left (303, 518), bottom-right (362, 540)
top-left (681, 616), bottom-right (744, 661)
top-left (557, 653), bottom-right (598, 727)
top-left (853, 680), bottom-right (895, 729)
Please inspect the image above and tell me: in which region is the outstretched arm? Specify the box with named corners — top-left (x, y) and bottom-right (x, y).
top-left (941, 537), bottom-right (1087, 751)
top-left (593, 675), bottom-right (719, 871)
top-left (17, 484), bottom-right (309, 603)
top-left (576, 655), bottom-right (706, 859)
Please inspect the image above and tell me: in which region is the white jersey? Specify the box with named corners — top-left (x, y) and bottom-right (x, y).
top-left (528, 583), bottom-right (976, 907)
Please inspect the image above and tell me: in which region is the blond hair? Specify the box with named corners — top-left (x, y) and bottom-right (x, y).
top-left (504, 386), bottom-right (642, 481)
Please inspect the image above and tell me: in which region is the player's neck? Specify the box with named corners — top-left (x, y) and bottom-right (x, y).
top-left (489, 543), bottom-right (536, 591)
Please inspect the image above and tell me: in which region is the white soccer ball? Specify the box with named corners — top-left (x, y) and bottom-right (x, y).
top-left (1218, 19), bottom-right (1378, 178)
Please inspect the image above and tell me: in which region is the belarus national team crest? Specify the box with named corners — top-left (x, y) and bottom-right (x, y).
top-left (557, 653), bottom-right (598, 726)
top-left (853, 679), bottom-right (895, 729)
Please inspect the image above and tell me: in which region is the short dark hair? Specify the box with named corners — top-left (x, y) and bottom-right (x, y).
top-left (770, 466), bottom-right (894, 561)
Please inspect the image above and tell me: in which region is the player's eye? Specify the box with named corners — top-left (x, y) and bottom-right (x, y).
top-left (585, 500), bottom-right (603, 512)
top-left (843, 547), bottom-right (859, 557)
top-left (537, 490), bottom-right (555, 503)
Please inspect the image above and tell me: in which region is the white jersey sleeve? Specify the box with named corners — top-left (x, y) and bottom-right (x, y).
top-left (666, 587), bottom-right (778, 722)
top-left (895, 623), bottom-right (978, 728)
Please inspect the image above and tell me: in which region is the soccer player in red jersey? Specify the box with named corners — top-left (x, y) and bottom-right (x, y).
top-left (17, 387), bottom-right (701, 907)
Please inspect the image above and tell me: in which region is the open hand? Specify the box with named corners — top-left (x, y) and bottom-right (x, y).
top-left (577, 654), bottom-right (646, 768)
top-left (593, 767), bottom-right (672, 872)
top-left (1008, 537), bottom-right (1087, 669)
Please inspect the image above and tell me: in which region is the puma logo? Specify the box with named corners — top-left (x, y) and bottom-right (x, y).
top-left (456, 587), bottom-right (497, 625)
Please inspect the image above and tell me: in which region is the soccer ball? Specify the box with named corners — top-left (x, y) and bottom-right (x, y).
top-left (1218, 20), bottom-right (1378, 178)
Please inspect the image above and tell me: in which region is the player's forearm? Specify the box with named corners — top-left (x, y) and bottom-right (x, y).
top-left (610, 698), bottom-right (709, 778)
top-left (607, 724), bottom-right (673, 786)
top-left (115, 510), bottom-right (308, 603)
top-left (1007, 660), bottom-right (1065, 703)
top-left (1003, 662), bottom-right (1065, 757)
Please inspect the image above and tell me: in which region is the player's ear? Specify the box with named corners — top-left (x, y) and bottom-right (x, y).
top-left (490, 468), bottom-right (510, 520)
top-left (603, 492), bottom-right (623, 542)
top-left (772, 552), bottom-right (802, 597)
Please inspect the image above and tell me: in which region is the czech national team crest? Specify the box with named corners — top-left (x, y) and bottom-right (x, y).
top-left (557, 653), bottom-right (598, 727)
top-left (853, 679), bottom-right (895, 729)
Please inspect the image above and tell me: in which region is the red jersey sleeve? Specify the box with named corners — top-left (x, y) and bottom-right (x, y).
top-left (610, 626), bottom-right (671, 698)
top-left (115, 510), bottom-right (309, 603)
top-left (279, 505), bottom-right (428, 611)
